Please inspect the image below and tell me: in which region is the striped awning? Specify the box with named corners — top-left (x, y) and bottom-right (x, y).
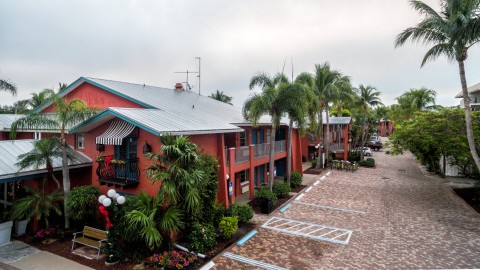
top-left (95, 120), bottom-right (135, 145)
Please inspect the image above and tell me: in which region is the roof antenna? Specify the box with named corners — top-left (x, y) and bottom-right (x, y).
top-left (195, 57), bottom-right (201, 95)
top-left (175, 70), bottom-right (198, 92)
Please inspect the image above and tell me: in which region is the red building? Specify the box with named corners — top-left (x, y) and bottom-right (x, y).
top-left (379, 119), bottom-right (394, 136)
top-left (1, 77), bottom-right (304, 208)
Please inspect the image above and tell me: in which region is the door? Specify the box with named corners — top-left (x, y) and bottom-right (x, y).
top-left (114, 136), bottom-right (138, 180)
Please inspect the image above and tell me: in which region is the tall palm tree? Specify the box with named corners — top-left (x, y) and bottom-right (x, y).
top-left (357, 85), bottom-right (383, 160)
top-left (12, 99), bottom-right (30, 114)
top-left (0, 79), bottom-right (17, 95)
top-left (10, 96), bottom-right (97, 228)
top-left (209, 90), bottom-right (233, 105)
top-left (395, 88), bottom-right (438, 120)
top-left (29, 89), bottom-right (55, 109)
top-left (395, 0), bottom-right (480, 171)
top-left (16, 137), bottom-right (75, 189)
top-left (244, 72), bottom-right (289, 190)
top-left (145, 135), bottom-right (205, 216)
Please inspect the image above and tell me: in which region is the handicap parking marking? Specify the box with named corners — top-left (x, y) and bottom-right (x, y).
top-left (293, 201), bottom-right (366, 214)
top-left (222, 252), bottom-right (289, 270)
top-left (261, 217), bottom-right (353, 245)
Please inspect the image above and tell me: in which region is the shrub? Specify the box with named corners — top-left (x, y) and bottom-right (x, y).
top-left (219, 216), bottom-right (238, 239)
top-left (254, 187), bottom-right (278, 206)
top-left (348, 151), bottom-right (361, 162)
top-left (290, 171), bottom-right (303, 188)
top-left (225, 203), bottom-right (253, 224)
top-left (66, 186), bottom-right (99, 223)
top-left (273, 182), bottom-right (291, 198)
top-left (212, 204), bottom-right (226, 227)
top-left (188, 223), bottom-right (216, 253)
top-left (311, 159), bottom-right (317, 168)
top-left (359, 158), bottom-right (375, 167)
top-left (145, 250), bottom-right (196, 270)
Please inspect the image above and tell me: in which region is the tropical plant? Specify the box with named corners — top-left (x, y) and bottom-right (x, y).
top-left (0, 79), bottom-right (17, 95)
top-left (29, 89), bottom-right (55, 109)
top-left (12, 99), bottom-right (30, 114)
top-left (9, 179), bottom-right (63, 228)
top-left (209, 90), bottom-right (233, 105)
top-left (193, 154), bottom-right (219, 224)
top-left (273, 182), bottom-right (291, 198)
top-left (219, 216), bottom-right (238, 239)
top-left (66, 186), bottom-right (99, 223)
top-left (356, 85), bottom-right (383, 160)
top-left (16, 137), bottom-right (72, 189)
top-left (225, 203), bottom-right (253, 224)
top-left (145, 135), bottom-right (205, 217)
top-left (254, 186), bottom-right (278, 206)
top-left (394, 88), bottom-right (439, 121)
top-left (124, 192), bottom-right (183, 250)
top-left (289, 170), bottom-right (303, 188)
top-left (188, 222), bottom-right (216, 253)
top-left (10, 96), bottom-right (98, 228)
top-left (244, 72), bottom-right (288, 190)
top-left (395, 0), bottom-right (480, 172)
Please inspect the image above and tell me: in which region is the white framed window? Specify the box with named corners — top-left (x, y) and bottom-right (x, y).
top-left (76, 134), bottom-right (85, 149)
top-left (34, 132), bottom-right (41, 140)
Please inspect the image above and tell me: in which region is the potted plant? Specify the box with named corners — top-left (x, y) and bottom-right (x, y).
top-left (14, 219), bottom-right (28, 236)
top-left (0, 208), bottom-right (13, 246)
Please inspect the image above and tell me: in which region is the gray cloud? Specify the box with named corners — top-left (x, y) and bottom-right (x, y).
top-left (1, 0), bottom-right (478, 109)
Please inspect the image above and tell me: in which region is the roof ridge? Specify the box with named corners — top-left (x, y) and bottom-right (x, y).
top-left (86, 77), bottom-right (172, 90)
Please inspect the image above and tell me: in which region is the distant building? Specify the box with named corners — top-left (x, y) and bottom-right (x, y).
top-left (455, 82), bottom-right (480, 110)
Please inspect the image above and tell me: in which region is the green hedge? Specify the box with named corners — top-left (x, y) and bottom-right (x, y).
top-left (290, 171), bottom-right (303, 188)
top-left (311, 159), bottom-right (317, 168)
top-left (348, 151), bottom-right (361, 162)
top-left (359, 157), bottom-right (375, 167)
top-left (254, 187), bottom-right (278, 206)
top-left (273, 182), bottom-right (291, 198)
top-left (225, 203), bottom-right (253, 224)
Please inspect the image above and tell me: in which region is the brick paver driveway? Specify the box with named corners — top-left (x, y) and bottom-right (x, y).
top-left (211, 150), bottom-right (480, 269)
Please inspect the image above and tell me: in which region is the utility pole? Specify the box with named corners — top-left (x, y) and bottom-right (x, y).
top-left (195, 57), bottom-right (201, 95)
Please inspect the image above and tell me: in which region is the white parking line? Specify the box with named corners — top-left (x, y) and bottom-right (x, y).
top-left (293, 201), bottom-right (366, 214)
top-left (305, 187), bottom-right (313, 192)
top-left (295, 194), bottom-right (305, 201)
top-left (223, 252), bottom-right (289, 270)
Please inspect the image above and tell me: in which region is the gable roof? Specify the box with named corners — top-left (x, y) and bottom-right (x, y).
top-left (0, 114), bottom-right (25, 131)
top-left (70, 107), bottom-right (244, 136)
top-left (0, 139), bottom-right (92, 183)
top-left (455, 82), bottom-right (480, 98)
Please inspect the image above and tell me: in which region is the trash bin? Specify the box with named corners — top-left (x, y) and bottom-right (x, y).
top-left (261, 198), bottom-right (273, 214)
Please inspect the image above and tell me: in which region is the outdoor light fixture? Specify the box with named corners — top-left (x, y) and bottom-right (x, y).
top-left (98, 189), bottom-right (126, 207)
top-left (142, 142), bottom-right (152, 153)
top-left (96, 144), bottom-right (105, 152)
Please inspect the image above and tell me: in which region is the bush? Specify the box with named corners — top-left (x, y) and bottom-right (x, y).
top-left (311, 159), bottom-right (317, 168)
top-left (212, 204), bottom-right (226, 227)
top-left (254, 187), bottom-right (278, 206)
top-left (219, 216), bottom-right (238, 239)
top-left (273, 182), bottom-right (291, 198)
top-left (225, 203), bottom-right (253, 224)
top-left (188, 223), bottom-right (216, 253)
top-left (348, 151), bottom-right (361, 162)
top-left (145, 250), bottom-right (196, 270)
top-left (359, 158), bottom-right (375, 167)
top-left (66, 186), bottom-right (99, 223)
top-left (290, 171), bottom-right (303, 188)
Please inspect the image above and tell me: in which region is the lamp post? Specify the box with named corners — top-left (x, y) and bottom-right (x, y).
top-left (98, 189), bottom-right (125, 265)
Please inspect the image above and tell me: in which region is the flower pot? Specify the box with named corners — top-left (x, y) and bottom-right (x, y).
top-left (260, 198), bottom-right (273, 214)
top-left (0, 220), bottom-right (13, 246)
top-left (14, 219), bottom-right (28, 236)
top-left (105, 260), bottom-right (120, 266)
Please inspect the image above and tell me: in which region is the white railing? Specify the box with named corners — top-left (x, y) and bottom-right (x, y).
top-left (274, 140), bottom-right (286, 153)
top-left (254, 143), bottom-right (270, 159)
top-left (235, 146), bottom-right (250, 163)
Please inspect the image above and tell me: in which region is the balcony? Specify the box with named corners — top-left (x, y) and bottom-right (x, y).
top-left (274, 140), bottom-right (286, 153)
top-left (235, 146), bottom-right (250, 164)
top-left (254, 143), bottom-right (269, 159)
top-left (96, 157), bottom-right (140, 188)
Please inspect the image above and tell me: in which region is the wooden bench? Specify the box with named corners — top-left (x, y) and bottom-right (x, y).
top-left (71, 226), bottom-right (107, 259)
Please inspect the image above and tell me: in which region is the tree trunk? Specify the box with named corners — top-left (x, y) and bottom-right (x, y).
top-left (268, 125), bottom-right (276, 192)
top-left (46, 161), bottom-right (61, 189)
top-left (315, 110), bottom-right (323, 168)
top-left (458, 60), bottom-right (480, 172)
top-left (361, 110), bottom-right (366, 161)
top-left (325, 107), bottom-right (330, 165)
top-left (61, 134), bottom-right (70, 229)
top-left (286, 119), bottom-right (293, 186)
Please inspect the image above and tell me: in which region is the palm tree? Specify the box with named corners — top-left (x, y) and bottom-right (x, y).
top-left (10, 179), bottom-right (63, 229)
top-left (10, 96), bottom-right (97, 228)
top-left (244, 72), bottom-right (289, 190)
top-left (357, 85), bottom-right (383, 160)
top-left (124, 192), bottom-right (183, 250)
top-left (395, 88), bottom-right (438, 120)
top-left (12, 99), bottom-right (30, 114)
top-left (145, 135), bottom-right (205, 216)
top-left (395, 0), bottom-right (480, 171)
top-left (29, 89), bottom-right (55, 109)
top-left (0, 79), bottom-right (17, 95)
top-left (16, 137), bottom-right (74, 189)
top-left (209, 90), bottom-right (233, 105)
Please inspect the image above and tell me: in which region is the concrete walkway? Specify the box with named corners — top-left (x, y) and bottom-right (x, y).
top-left (211, 149), bottom-right (480, 269)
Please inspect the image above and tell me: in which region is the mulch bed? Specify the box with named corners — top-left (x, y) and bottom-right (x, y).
top-left (303, 167), bottom-right (323, 175)
top-left (291, 185), bottom-right (307, 193)
top-left (454, 188), bottom-right (480, 214)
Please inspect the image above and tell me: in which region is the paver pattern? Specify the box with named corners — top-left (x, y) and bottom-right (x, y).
top-left (211, 150), bottom-right (480, 269)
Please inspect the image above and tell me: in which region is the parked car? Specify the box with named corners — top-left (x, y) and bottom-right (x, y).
top-left (353, 147), bottom-right (372, 156)
top-left (368, 140), bottom-right (383, 151)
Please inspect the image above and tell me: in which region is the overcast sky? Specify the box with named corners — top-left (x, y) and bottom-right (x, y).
top-left (1, 0), bottom-right (479, 109)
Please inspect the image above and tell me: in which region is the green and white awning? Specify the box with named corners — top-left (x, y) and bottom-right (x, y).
top-left (95, 120), bottom-right (135, 145)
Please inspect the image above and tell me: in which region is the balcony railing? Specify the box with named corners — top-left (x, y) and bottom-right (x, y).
top-left (254, 143), bottom-right (270, 159)
top-left (225, 148), bottom-right (229, 167)
top-left (235, 146), bottom-right (250, 164)
top-left (96, 157), bottom-right (140, 188)
top-left (274, 140), bottom-right (286, 153)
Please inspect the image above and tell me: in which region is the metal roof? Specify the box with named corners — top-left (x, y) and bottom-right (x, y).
top-left (70, 108), bottom-right (244, 136)
top-left (0, 114), bottom-right (25, 130)
top-left (455, 82), bottom-right (480, 98)
top-left (0, 139), bottom-right (92, 182)
top-left (322, 116), bottom-right (352, 125)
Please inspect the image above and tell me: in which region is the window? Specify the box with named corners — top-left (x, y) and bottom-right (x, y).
top-left (240, 131), bottom-right (248, 146)
top-left (76, 134), bottom-right (85, 149)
